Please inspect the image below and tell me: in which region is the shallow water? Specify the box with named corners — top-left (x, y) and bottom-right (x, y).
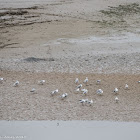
top-left (45, 32), bottom-right (140, 46)
top-left (0, 121), bottom-right (140, 140)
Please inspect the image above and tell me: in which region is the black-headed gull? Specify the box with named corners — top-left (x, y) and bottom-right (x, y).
top-left (125, 84), bottom-right (129, 89)
top-left (82, 89), bottom-right (88, 95)
top-left (30, 88), bottom-right (36, 93)
top-left (75, 78), bottom-right (79, 84)
top-left (79, 99), bottom-right (85, 104)
top-left (125, 84), bottom-right (128, 89)
top-left (88, 100), bottom-right (93, 105)
top-left (83, 77), bottom-right (88, 84)
top-left (81, 88), bottom-right (86, 92)
top-left (79, 99), bottom-right (87, 105)
top-left (75, 88), bottom-right (80, 93)
top-left (60, 93), bottom-right (68, 99)
top-left (85, 99), bottom-right (89, 103)
top-left (96, 89), bottom-right (103, 95)
top-left (38, 80), bottom-right (45, 85)
top-left (13, 81), bottom-right (19, 87)
top-left (114, 88), bottom-right (118, 94)
top-left (51, 89), bottom-right (59, 96)
top-left (115, 97), bottom-right (119, 103)
top-left (77, 84), bottom-right (82, 88)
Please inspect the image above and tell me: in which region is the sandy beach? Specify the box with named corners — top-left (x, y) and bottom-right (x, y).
top-left (0, 71), bottom-right (140, 121)
top-left (0, 0), bottom-right (140, 121)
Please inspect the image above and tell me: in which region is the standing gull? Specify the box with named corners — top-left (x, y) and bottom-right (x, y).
top-left (115, 97), bottom-right (119, 103)
top-left (82, 89), bottom-right (88, 95)
top-left (38, 80), bottom-right (45, 85)
top-left (83, 77), bottom-right (88, 85)
top-left (96, 89), bottom-right (103, 95)
top-left (60, 93), bottom-right (68, 99)
top-left (75, 88), bottom-right (80, 93)
top-left (77, 84), bottom-right (82, 89)
top-left (75, 78), bottom-right (79, 84)
top-left (125, 84), bottom-right (129, 90)
top-left (88, 100), bottom-right (93, 106)
top-left (81, 88), bottom-right (86, 92)
top-left (51, 89), bottom-right (59, 96)
top-left (79, 99), bottom-right (86, 105)
top-left (30, 88), bottom-right (36, 93)
top-left (113, 88), bottom-right (118, 94)
top-left (79, 99), bottom-right (88, 105)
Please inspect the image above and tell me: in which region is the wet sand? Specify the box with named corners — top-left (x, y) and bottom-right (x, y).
top-left (0, 0), bottom-right (140, 121)
top-left (0, 1), bottom-right (140, 74)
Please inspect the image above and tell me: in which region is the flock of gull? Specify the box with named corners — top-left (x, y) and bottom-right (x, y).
top-left (0, 77), bottom-right (140, 106)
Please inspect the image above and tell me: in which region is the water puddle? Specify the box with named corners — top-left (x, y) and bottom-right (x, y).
top-left (43, 32), bottom-right (140, 46)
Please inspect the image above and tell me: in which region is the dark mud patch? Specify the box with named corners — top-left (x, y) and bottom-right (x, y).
top-left (94, 19), bottom-right (127, 28)
top-left (0, 43), bottom-right (19, 49)
top-left (0, 6), bottom-right (41, 28)
top-left (0, 10), bottom-right (28, 17)
top-left (100, 3), bottom-right (140, 17)
top-left (0, 6), bottom-right (39, 11)
top-left (24, 57), bottom-right (55, 62)
top-left (96, 3), bottom-right (140, 28)
top-left (0, 5), bottom-right (56, 28)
